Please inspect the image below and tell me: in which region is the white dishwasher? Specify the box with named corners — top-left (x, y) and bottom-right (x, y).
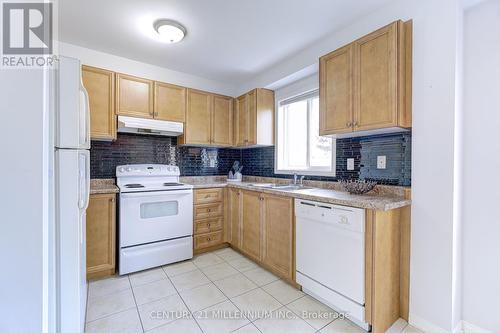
top-left (295, 199), bottom-right (368, 330)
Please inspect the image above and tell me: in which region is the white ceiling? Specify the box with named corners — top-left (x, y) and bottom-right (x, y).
top-left (59, 0), bottom-right (394, 86)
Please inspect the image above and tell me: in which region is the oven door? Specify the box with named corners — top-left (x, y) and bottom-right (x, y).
top-left (119, 189), bottom-right (193, 247)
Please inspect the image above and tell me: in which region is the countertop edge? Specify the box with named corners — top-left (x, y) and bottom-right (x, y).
top-left (189, 182), bottom-right (411, 211)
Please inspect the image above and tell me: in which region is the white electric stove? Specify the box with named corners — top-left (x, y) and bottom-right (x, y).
top-left (116, 164), bottom-right (193, 275)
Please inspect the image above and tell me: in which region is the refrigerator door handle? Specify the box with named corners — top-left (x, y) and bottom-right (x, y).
top-left (78, 151), bottom-right (90, 210)
top-left (80, 83), bottom-right (91, 149)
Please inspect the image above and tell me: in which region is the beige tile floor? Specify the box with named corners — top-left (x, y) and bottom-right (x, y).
top-left (85, 247), bottom-right (423, 333)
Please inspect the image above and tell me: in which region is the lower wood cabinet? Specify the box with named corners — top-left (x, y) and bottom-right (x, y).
top-left (261, 194), bottom-right (294, 281)
top-left (228, 188), bottom-right (241, 249)
top-left (193, 188), bottom-right (225, 253)
top-left (229, 189), bottom-right (294, 282)
top-left (240, 190), bottom-right (262, 262)
top-left (86, 193), bottom-right (116, 280)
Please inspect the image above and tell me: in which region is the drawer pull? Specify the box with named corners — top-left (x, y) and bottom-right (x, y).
top-left (207, 223), bottom-right (211, 227)
top-left (207, 208), bottom-right (211, 212)
top-left (207, 237), bottom-right (211, 241)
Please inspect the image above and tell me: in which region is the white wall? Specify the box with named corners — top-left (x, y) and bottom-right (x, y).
top-left (0, 69), bottom-right (51, 332)
top-left (461, 1), bottom-right (500, 332)
top-left (243, 0), bottom-right (463, 331)
top-left (59, 42), bottom-right (238, 97)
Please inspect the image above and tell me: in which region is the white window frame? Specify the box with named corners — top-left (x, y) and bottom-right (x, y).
top-left (275, 86), bottom-right (336, 177)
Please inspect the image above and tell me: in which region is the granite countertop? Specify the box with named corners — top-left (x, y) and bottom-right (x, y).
top-left (90, 179), bottom-right (119, 195)
top-left (181, 176), bottom-right (411, 211)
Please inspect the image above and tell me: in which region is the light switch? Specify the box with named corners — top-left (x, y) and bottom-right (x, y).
top-left (377, 155), bottom-right (386, 169)
top-left (347, 158), bottom-right (355, 171)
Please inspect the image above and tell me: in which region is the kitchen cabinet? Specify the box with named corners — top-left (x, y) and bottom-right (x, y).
top-left (240, 190), bottom-right (262, 262)
top-left (262, 194), bottom-right (294, 280)
top-left (154, 82), bottom-right (186, 122)
top-left (193, 188), bottom-right (225, 253)
top-left (184, 89), bottom-right (212, 144)
top-left (82, 66), bottom-right (116, 140)
top-left (86, 193), bottom-right (116, 280)
top-left (179, 89), bottom-right (234, 146)
top-left (235, 88), bottom-right (274, 147)
top-left (229, 188), bottom-right (241, 249)
top-left (320, 20), bottom-right (412, 136)
top-left (116, 73), bottom-right (154, 118)
top-left (211, 95), bottom-right (233, 146)
top-left (228, 189), bottom-right (295, 282)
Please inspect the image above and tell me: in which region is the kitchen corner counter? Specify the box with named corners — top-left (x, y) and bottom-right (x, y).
top-left (181, 177), bottom-right (411, 211)
top-left (90, 179), bottom-right (119, 195)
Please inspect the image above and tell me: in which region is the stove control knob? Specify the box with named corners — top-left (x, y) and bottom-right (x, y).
top-left (118, 167), bottom-right (125, 173)
top-left (126, 167), bottom-right (132, 172)
top-left (167, 166), bottom-right (172, 172)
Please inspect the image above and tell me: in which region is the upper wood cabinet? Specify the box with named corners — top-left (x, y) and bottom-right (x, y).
top-left (154, 82), bottom-right (186, 122)
top-left (235, 88), bottom-right (274, 147)
top-left (116, 73), bottom-right (154, 118)
top-left (320, 20), bottom-right (412, 136)
top-left (182, 89), bottom-right (212, 144)
top-left (319, 45), bottom-right (354, 135)
top-left (261, 194), bottom-right (294, 281)
top-left (86, 193), bottom-right (116, 280)
top-left (179, 89), bottom-right (234, 146)
top-left (82, 66), bottom-right (116, 141)
top-left (240, 190), bottom-right (262, 262)
top-left (211, 95), bottom-right (233, 146)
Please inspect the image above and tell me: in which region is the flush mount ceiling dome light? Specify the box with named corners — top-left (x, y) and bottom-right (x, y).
top-left (153, 19), bottom-right (186, 43)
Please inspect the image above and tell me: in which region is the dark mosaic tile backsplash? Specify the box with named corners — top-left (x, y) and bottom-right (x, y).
top-left (90, 131), bottom-right (411, 186)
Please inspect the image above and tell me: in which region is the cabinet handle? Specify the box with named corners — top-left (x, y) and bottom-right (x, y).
top-left (353, 121), bottom-right (358, 127)
top-left (111, 198), bottom-right (115, 202)
top-left (207, 208), bottom-right (211, 212)
top-left (207, 223), bottom-right (211, 227)
top-left (207, 237), bottom-right (211, 241)
top-left (346, 122), bottom-right (352, 127)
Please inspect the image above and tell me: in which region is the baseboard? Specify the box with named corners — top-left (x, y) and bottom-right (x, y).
top-left (409, 313), bottom-right (450, 333)
top-left (462, 321), bottom-right (493, 333)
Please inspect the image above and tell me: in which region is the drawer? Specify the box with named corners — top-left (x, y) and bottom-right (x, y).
top-left (194, 202), bottom-right (223, 220)
top-left (194, 230), bottom-right (223, 250)
top-left (194, 188), bottom-right (224, 204)
top-left (194, 217), bottom-right (223, 235)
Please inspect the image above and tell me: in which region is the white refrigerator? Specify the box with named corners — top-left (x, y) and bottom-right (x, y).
top-left (54, 56), bottom-right (90, 333)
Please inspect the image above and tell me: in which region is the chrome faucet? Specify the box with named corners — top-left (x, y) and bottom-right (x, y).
top-left (293, 173), bottom-right (298, 185)
top-left (300, 175), bottom-right (305, 186)
top-left (293, 174), bottom-right (305, 186)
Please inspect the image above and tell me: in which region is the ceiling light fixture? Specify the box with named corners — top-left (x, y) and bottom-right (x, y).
top-left (153, 19), bottom-right (186, 44)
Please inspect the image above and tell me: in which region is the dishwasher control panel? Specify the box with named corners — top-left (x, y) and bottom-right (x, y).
top-left (295, 199), bottom-right (365, 233)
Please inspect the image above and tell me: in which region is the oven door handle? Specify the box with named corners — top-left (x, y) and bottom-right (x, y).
top-left (120, 190), bottom-right (192, 198)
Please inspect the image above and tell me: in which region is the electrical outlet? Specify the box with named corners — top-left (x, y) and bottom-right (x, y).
top-left (377, 155), bottom-right (386, 169)
top-left (347, 158), bottom-right (355, 171)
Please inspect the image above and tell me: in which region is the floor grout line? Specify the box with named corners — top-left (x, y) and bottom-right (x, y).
top-left (127, 275), bottom-right (146, 333)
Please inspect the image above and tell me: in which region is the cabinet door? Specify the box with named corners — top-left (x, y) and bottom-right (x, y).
top-left (235, 95), bottom-right (247, 146)
top-left (116, 73), bottom-right (154, 118)
top-left (354, 22), bottom-right (398, 131)
top-left (154, 82), bottom-right (186, 122)
top-left (185, 89), bottom-right (212, 144)
top-left (246, 89), bottom-right (257, 145)
top-left (211, 95), bottom-right (233, 146)
top-left (229, 188), bottom-right (241, 249)
top-left (241, 190), bottom-right (262, 261)
top-left (82, 66), bottom-right (116, 140)
top-left (86, 193), bottom-right (116, 279)
top-left (319, 44), bottom-right (354, 135)
top-left (262, 194), bottom-right (294, 280)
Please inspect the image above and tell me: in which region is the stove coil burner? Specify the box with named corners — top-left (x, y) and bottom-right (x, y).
top-left (124, 184), bottom-right (145, 188)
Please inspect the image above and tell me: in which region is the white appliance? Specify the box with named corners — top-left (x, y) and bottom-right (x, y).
top-left (116, 164), bottom-right (193, 275)
top-left (54, 56), bottom-right (90, 333)
top-left (295, 199), bottom-right (369, 331)
top-left (117, 115), bottom-right (184, 136)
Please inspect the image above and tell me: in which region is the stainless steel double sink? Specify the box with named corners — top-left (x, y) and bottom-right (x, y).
top-left (247, 183), bottom-right (312, 191)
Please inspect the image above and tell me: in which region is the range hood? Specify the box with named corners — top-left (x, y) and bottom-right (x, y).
top-left (117, 116), bottom-right (183, 136)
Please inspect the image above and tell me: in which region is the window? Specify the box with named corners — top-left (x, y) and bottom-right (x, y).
top-left (276, 90), bottom-right (336, 176)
